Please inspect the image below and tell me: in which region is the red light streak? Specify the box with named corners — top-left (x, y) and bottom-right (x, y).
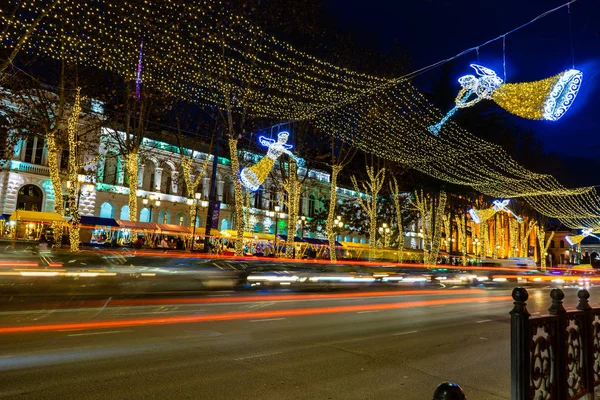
top-left (0, 295), bottom-right (512, 334)
top-left (38, 289), bottom-right (485, 309)
top-left (0, 261), bottom-right (38, 267)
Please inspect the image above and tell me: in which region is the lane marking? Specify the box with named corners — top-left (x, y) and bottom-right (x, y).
top-left (234, 351), bottom-right (282, 361)
top-left (357, 310), bottom-right (381, 314)
top-left (392, 330), bottom-right (419, 336)
top-left (68, 330), bottom-right (132, 337)
top-left (476, 319), bottom-right (492, 324)
top-left (249, 318), bottom-right (286, 323)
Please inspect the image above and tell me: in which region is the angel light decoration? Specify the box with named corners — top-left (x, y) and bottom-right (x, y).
top-left (469, 199), bottom-right (523, 224)
top-left (565, 229), bottom-right (600, 246)
top-left (429, 64), bottom-right (582, 135)
top-left (240, 131), bottom-right (305, 192)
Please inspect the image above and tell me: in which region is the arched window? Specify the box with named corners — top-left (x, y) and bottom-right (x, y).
top-left (308, 194), bottom-right (316, 217)
top-left (142, 160), bottom-right (156, 191)
top-left (120, 205), bottom-right (130, 220)
top-left (336, 235), bottom-right (341, 242)
top-left (220, 219), bottom-right (230, 231)
top-left (195, 215), bottom-right (202, 228)
top-left (360, 238), bottom-right (366, 244)
top-left (158, 210), bottom-right (170, 224)
top-left (175, 212), bottom-right (186, 226)
top-left (550, 240), bottom-right (555, 248)
top-left (99, 202), bottom-right (114, 219)
top-left (559, 240), bottom-right (565, 248)
top-left (352, 237), bottom-right (358, 243)
top-left (103, 153), bottom-right (118, 185)
top-left (139, 208), bottom-right (150, 222)
top-left (17, 184), bottom-right (43, 211)
top-left (161, 167), bottom-right (173, 194)
top-left (344, 235), bottom-right (350, 242)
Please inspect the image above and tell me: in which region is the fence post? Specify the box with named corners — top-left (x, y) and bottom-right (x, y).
top-left (432, 382), bottom-right (466, 400)
top-left (548, 288), bottom-right (567, 400)
top-left (510, 287), bottom-right (530, 400)
top-left (577, 289), bottom-right (595, 398)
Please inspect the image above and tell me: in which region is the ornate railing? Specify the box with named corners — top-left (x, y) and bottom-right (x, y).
top-left (511, 287), bottom-right (598, 400)
top-left (10, 160), bottom-right (50, 176)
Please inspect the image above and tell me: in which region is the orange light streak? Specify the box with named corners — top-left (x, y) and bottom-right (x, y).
top-left (37, 289), bottom-right (486, 309)
top-left (0, 295), bottom-right (512, 334)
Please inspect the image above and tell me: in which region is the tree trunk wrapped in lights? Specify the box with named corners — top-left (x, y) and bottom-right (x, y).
top-left (509, 218), bottom-right (519, 258)
top-left (429, 191), bottom-right (447, 266)
top-left (389, 175), bottom-right (405, 263)
top-left (481, 220), bottom-right (489, 259)
top-left (520, 220), bottom-right (536, 258)
top-left (46, 131), bottom-right (64, 249)
top-left (67, 88), bottom-right (82, 252)
top-left (283, 161), bottom-right (301, 259)
top-left (411, 190), bottom-right (431, 265)
top-left (326, 165), bottom-right (342, 262)
top-left (455, 214), bottom-right (468, 266)
top-left (229, 137), bottom-right (245, 256)
top-left (125, 151), bottom-right (139, 221)
top-left (536, 224), bottom-right (554, 271)
top-left (443, 214), bottom-right (451, 253)
top-left (351, 165), bottom-right (385, 252)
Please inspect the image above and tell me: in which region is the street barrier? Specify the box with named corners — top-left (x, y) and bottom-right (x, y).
top-left (511, 286), bottom-right (598, 399)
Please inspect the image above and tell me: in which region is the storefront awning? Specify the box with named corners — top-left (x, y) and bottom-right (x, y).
top-left (220, 230), bottom-right (275, 241)
top-left (80, 216), bottom-right (119, 227)
top-left (9, 210), bottom-right (66, 223)
top-left (340, 241), bottom-right (369, 248)
top-left (157, 224), bottom-right (191, 235)
top-left (116, 220), bottom-right (158, 231)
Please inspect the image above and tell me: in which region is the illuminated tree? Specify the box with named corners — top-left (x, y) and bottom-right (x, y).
top-left (389, 173), bottom-right (412, 262)
top-left (536, 222), bottom-right (554, 271)
top-left (351, 160), bottom-right (385, 250)
top-left (411, 190), bottom-right (447, 267)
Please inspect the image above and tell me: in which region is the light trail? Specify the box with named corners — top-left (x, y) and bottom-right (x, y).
top-left (27, 289), bottom-right (486, 309)
top-left (0, 295), bottom-right (512, 335)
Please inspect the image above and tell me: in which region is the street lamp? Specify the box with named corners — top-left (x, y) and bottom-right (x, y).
top-left (142, 194), bottom-right (161, 222)
top-left (186, 192), bottom-right (209, 251)
top-left (472, 237), bottom-right (481, 261)
top-left (267, 206), bottom-right (284, 256)
top-left (379, 223), bottom-right (391, 248)
top-left (66, 174), bottom-right (95, 211)
top-left (297, 215), bottom-right (306, 239)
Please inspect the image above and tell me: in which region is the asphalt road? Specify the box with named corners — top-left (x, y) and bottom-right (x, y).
top-left (0, 285), bottom-right (591, 400)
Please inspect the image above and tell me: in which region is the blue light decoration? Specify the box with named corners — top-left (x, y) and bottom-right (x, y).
top-left (429, 64), bottom-right (503, 135)
top-left (240, 131), bottom-right (305, 192)
top-left (429, 64), bottom-right (583, 135)
top-left (469, 199), bottom-right (523, 224)
top-left (542, 69), bottom-right (583, 121)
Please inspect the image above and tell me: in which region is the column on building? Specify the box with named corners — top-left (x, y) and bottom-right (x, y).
top-left (202, 177), bottom-right (210, 200)
top-left (154, 167), bottom-right (163, 192)
top-left (137, 163), bottom-right (145, 188)
top-left (171, 171), bottom-right (179, 194)
top-left (216, 180), bottom-right (224, 202)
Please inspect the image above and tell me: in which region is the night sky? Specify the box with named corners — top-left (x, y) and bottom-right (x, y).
top-left (327, 0), bottom-right (599, 184)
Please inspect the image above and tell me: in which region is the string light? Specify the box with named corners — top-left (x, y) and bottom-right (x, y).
top-left (67, 88), bottom-right (82, 252)
top-left (351, 166), bottom-right (385, 250)
top-left (4, 0), bottom-right (599, 233)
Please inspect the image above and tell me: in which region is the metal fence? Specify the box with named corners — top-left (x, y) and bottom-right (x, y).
top-left (511, 286), bottom-right (599, 400)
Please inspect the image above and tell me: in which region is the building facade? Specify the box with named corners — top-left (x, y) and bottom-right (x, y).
top-left (1, 126), bottom-right (383, 244)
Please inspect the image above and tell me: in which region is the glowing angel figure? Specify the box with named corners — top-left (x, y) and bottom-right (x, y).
top-left (429, 64), bottom-right (504, 135)
top-left (565, 228), bottom-right (600, 246)
top-left (240, 131), bottom-right (305, 192)
top-left (469, 199), bottom-right (523, 224)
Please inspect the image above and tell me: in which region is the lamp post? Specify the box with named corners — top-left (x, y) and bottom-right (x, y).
top-left (267, 206), bottom-right (283, 256)
top-left (472, 237), bottom-right (481, 262)
top-left (186, 192), bottom-right (209, 251)
top-left (379, 223), bottom-right (391, 248)
top-left (142, 194), bottom-right (161, 222)
top-left (66, 174), bottom-right (95, 211)
top-left (297, 215), bottom-right (306, 239)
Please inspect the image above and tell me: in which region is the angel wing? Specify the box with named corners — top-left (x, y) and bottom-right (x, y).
top-left (470, 64), bottom-right (498, 77)
top-left (258, 136), bottom-right (275, 147)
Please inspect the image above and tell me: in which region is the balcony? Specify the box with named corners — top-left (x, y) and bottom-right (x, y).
top-left (10, 160), bottom-right (50, 176)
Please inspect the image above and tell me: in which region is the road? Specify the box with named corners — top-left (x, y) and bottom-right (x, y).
top-left (0, 285), bottom-right (589, 399)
